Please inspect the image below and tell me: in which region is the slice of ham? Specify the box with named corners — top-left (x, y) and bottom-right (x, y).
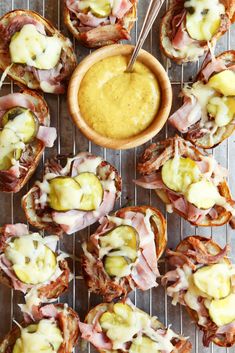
top-left (0, 254), bottom-right (30, 293)
top-left (0, 14), bottom-right (45, 45)
top-left (172, 20), bottom-right (196, 50)
top-left (131, 253), bottom-right (157, 290)
top-left (200, 58), bottom-right (229, 82)
top-left (134, 173), bottom-right (164, 189)
top-left (4, 223), bottom-right (28, 236)
top-left (121, 210), bottom-right (159, 276)
top-left (77, 12), bottom-right (108, 27)
top-left (167, 192), bottom-right (211, 224)
top-left (40, 304), bottom-right (59, 318)
top-left (0, 93), bottom-right (35, 118)
top-left (112, 0), bottom-right (133, 18)
top-left (168, 96), bottom-right (202, 133)
top-left (30, 64), bottom-right (65, 94)
top-left (36, 126), bottom-right (57, 147)
top-left (171, 10), bottom-right (187, 39)
top-left (78, 322), bottom-right (112, 350)
top-left (66, 0), bottom-right (80, 14)
top-left (52, 190), bottom-right (116, 234)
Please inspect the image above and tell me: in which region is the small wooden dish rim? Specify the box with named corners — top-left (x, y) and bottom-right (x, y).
top-left (68, 44), bottom-right (172, 150)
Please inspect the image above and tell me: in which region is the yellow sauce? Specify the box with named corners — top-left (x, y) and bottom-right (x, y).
top-left (78, 55), bottom-right (161, 139)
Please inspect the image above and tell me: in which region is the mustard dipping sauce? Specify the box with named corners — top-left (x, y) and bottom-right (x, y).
top-left (78, 55), bottom-right (161, 139)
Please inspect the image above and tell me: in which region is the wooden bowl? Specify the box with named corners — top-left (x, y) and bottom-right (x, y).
top-left (68, 44), bottom-right (172, 150)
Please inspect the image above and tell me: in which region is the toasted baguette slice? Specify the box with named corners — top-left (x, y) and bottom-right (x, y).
top-left (79, 300), bottom-right (192, 353)
top-left (160, 0), bottom-right (235, 64)
top-left (0, 10), bottom-right (77, 93)
top-left (163, 236), bottom-right (234, 347)
top-left (136, 136), bottom-right (235, 227)
top-left (64, 0), bottom-right (137, 48)
top-left (0, 224), bottom-right (70, 302)
top-left (22, 153), bottom-right (122, 235)
top-left (82, 205), bottom-right (167, 301)
top-left (169, 50), bottom-right (235, 149)
top-left (0, 89), bottom-right (56, 193)
top-left (0, 304), bottom-right (79, 353)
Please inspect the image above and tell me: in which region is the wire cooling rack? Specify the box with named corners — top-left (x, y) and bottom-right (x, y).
top-left (0, 1), bottom-right (234, 352)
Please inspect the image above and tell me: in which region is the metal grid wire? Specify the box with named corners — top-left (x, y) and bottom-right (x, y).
top-left (0, 1), bottom-right (234, 353)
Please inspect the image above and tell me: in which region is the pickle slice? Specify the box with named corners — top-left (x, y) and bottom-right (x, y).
top-left (104, 256), bottom-right (131, 277)
top-left (2, 107), bottom-right (39, 143)
top-left (185, 180), bottom-right (221, 209)
top-left (161, 157), bottom-right (201, 193)
top-left (209, 293), bottom-right (235, 327)
top-left (13, 319), bottom-right (63, 353)
top-left (79, 0), bottom-right (111, 17)
top-left (100, 303), bottom-right (138, 346)
top-left (90, 1), bottom-right (111, 18)
top-left (130, 336), bottom-right (160, 353)
top-left (49, 177), bottom-right (83, 211)
top-left (74, 172), bottom-right (103, 211)
top-left (100, 225), bottom-right (139, 278)
top-left (5, 237), bottom-right (57, 285)
top-left (0, 128), bottom-right (22, 171)
top-left (100, 225), bottom-right (138, 260)
top-left (193, 264), bottom-right (231, 299)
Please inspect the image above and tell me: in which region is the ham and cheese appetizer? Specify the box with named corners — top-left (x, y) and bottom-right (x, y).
top-left (79, 299), bottom-right (192, 352)
top-left (0, 10), bottom-right (77, 94)
top-left (22, 152), bottom-right (122, 235)
top-left (169, 50), bottom-right (235, 149)
top-left (135, 136), bottom-right (235, 227)
top-left (82, 206), bottom-right (167, 301)
top-left (162, 236), bottom-right (235, 347)
top-left (0, 223), bottom-right (70, 319)
top-left (0, 304), bottom-right (79, 353)
top-left (160, 0), bottom-right (235, 64)
top-left (0, 89), bottom-right (56, 193)
top-left (64, 0), bottom-right (137, 48)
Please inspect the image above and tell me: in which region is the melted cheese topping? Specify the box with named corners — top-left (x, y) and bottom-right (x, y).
top-left (13, 319), bottom-right (63, 353)
top-left (185, 0), bottom-right (225, 41)
top-left (100, 303), bottom-right (179, 351)
top-left (183, 74), bottom-right (235, 146)
top-left (10, 24), bottom-right (62, 70)
top-left (5, 233), bottom-right (57, 284)
top-left (177, 263), bottom-right (235, 327)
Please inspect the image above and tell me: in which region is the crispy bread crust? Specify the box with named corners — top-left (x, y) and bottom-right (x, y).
top-left (0, 304), bottom-right (79, 353)
top-left (84, 302), bottom-right (192, 353)
top-left (0, 88), bottom-right (50, 193)
top-left (174, 236), bottom-right (233, 347)
top-left (160, 0), bottom-right (235, 64)
top-left (0, 226), bottom-right (70, 300)
top-left (0, 9), bottom-right (77, 92)
top-left (63, 0), bottom-right (137, 48)
top-left (82, 205), bottom-right (167, 301)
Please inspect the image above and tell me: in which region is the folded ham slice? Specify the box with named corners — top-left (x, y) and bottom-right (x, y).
top-left (36, 126), bottom-right (57, 147)
top-left (82, 206), bottom-right (166, 301)
top-left (168, 96), bottom-right (202, 133)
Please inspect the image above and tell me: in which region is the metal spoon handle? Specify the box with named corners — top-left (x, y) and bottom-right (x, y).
top-left (126, 0), bottom-right (165, 73)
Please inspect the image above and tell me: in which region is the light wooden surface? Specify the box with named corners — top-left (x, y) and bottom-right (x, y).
top-left (68, 44), bottom-right (172, 149)
top-left (0, 2), bottom-right (234, 353)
